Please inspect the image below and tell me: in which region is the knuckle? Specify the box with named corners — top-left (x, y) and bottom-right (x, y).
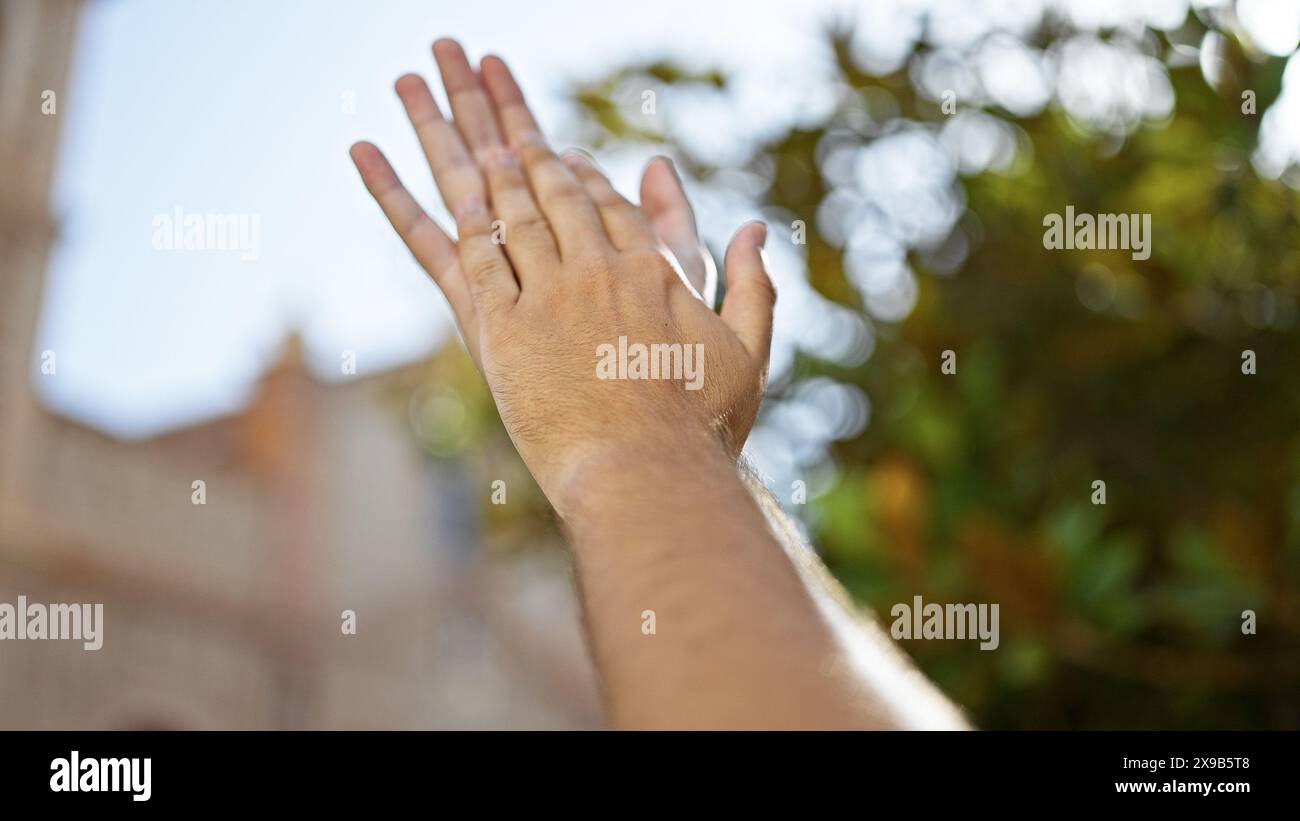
top-left (544, 180), bottom-right (587, 202)
top-left (484, 161), bottom-right (520, 184)
top-left (519, 141), bottom-right (557, 168)
top-left (456, 214), bottom-right (493, 239)
top-left (471, 255), bottom-right (512, 283)
top-left (508, 213), bottom-right (550, 234)
top-left (605, 197), bottom-right (639, 215)
top-left (573, 252), bottom-right (617, 280)
top-left (435, 154), bottom-right (477, 178)
top-left (400, 214), bottom-right (434, 241)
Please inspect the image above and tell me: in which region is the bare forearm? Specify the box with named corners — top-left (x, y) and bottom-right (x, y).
top-left (559, 434), bottom-right (965, 729)
top-left (738, 468), bottom-right (971, 730)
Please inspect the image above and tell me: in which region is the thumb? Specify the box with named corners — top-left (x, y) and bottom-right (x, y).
top-left (719, 220), bottom-right (775, 366)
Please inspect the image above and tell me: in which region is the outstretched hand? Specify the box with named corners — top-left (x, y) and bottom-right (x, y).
top-left (350, 40), bottom-right (970, 732)
top-left (350, 40), bottom-right (775, 512)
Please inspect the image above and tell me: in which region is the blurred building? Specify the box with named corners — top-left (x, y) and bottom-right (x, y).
top-left (0, 0), bottom-right (599, 729)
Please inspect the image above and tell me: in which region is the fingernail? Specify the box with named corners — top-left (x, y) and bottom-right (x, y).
top-left (749, 220), bottom-right (768, 248)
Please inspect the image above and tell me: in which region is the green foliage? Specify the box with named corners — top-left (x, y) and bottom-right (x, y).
top-left (568, 11), bottom-right (1300, 728)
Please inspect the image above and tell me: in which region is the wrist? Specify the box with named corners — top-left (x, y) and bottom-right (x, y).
top-left (546, 424), bottom-right (733, 522)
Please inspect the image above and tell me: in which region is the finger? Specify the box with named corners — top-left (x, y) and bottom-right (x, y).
top-left (475, 55), bottom-right (605, 254)
top-left (349, 141), bottom-right (480, 354)
top-left (719, 221), bottom-right (775, 366)
top-left (432, 39), bottom-right (505, 156)
top-left (481, 145), bottom-right (560, 282)
top-left (561, 151), bottom-right (657, 251)
top-left (478, 54), bottom-right (569, 272)
top-left (479, 55), bottom-right (543, 148)
top-left (452, 194), bottom-right (519, 315)
top-left (514, 130), bottom-right (609, 258)
top-left (641, 157), bottom-right (716, 305)
top-left (480, 55), bottom-right (607, 259)
top-left (394, 73), bottom-right (486, 221)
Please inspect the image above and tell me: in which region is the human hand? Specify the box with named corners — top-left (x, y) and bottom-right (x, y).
top-left (350, 40), bottom-right (774, 511)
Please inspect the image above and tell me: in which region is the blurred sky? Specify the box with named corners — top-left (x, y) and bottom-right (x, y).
top-left (37, 0), bottom-right (859, 439)
top-left (34, 0), bottom-right (1300, 447)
